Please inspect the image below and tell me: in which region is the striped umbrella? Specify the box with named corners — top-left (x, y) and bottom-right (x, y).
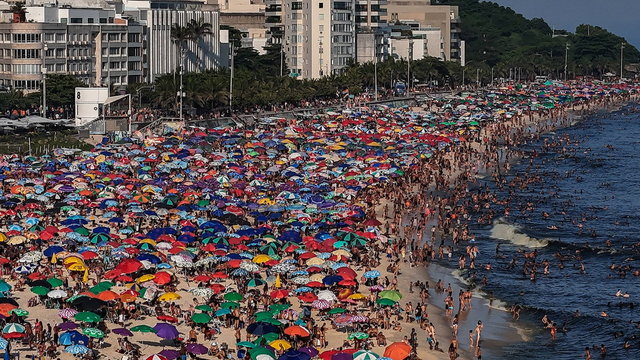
top-left (58, 308), bottom-right (79, 319)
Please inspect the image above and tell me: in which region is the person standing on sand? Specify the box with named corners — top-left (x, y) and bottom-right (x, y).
top-left (474, 320), bottom-right (483, 345)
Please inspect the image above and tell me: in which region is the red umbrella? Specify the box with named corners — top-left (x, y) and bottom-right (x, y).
top-left (362, 218), bottom-right (382, 227)
top-left (336, 267), bottom-right (357, 280)
top-left (384, 342), bottom-right (412, 360)
top-left (117, 259), bottom-right (143, 274)
top-left (270, 290), bottom-right (289, 299)
top-left (153, 271), bottom-right (172, 285)
top-left (156, 315), bottom-right (178, 323)
top-left (297, 293), bottom-right (317, 302)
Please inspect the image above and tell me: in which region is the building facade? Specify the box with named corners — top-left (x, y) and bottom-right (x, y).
top-left (385, 0), bottom-right (461, 61)
top-left (282, 0), bottom-right (355, 79)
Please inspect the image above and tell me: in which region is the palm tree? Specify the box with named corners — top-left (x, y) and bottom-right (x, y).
top-left (170, 24), bottom-right (191, 119)
top-left (186, 18), bottom-right (213, 71)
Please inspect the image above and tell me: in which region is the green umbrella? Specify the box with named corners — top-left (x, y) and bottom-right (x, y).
top-left (66, 294), bottom-right (85, 302)
top-left (254, 333), bottom-right (280, 345)
top-left (249, 347), bottom-right (275, 360)
top-left (223, 292), bottom-right (244, 302)
top-left (379, 290), bottom-right (402, 302)
top-left (74, 312), bottom-right (102, 323)
top-left (261, 318), bottom-right (283, 326)
top-left (30, 286), bottom-right (49, 296)
top-left (268, 304), bottom-right (290, 313)
top-left (8, 309), bottom-right (28, 317)
top-left (47, 278), bottom-right (64, 288)
top-left (131, 325), bottom-right (156, 333)
top-left (237, 341), bottom-right (256, 348)
top-left (247, 279), bottom-right (265, 287)
top-left (73, 227), bottom-right (90, 236)
top-left (220, 301), bottom-right (240, 309)
top-left (191, 313), bottom-right (212, 324)
top-left (195, 305), bottom-right (213, 312)
top-left (376, 298), bottom-right (397, 306)
top-left (327, 307), bottom-right (346, 314)
top-left (83, 328), bottom-right (105, 338)
top-left (353, 350), bottom-right (380, 360)
top-left (254, 311), bottom-right (275, 321)
top-left (348, 332), bottom-right (369, 340)
top-left (89, 281), bottom-right (114, 294)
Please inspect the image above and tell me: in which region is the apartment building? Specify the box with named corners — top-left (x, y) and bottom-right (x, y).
top-left (282, 0), bottom-right (355, 79)
top-left (385, 0), bottom-right (461, 61)
top-left (0, 8), bottom-right (144, 92)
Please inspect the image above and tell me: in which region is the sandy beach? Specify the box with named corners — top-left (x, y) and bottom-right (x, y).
top-left (0, 81), bottom-right (636, 360)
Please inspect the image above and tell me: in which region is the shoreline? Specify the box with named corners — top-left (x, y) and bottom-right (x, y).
top-left (371, 90), bottom-right (640, 360)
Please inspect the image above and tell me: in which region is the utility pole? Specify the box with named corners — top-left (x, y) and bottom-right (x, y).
top-left (476, 68), bottom-right (480, 87)
top-left (462, 68), bottom-right (466, 87)
top-left (491, 67), bottom-right (494, 87)
top-left (620, 42), bottom-right (625, 80)
top-left (280, 41), bottom-right (284, 77)
top-left (564, 43), bottom-right (569, 81)
top-left (41, 42), bottom-right (47, 118)
top-left (179, 48), bottom-right (185, 121)
top-left (374, 54), bottom-right (378, 101)
top-left (229, 44), bottom-right (235, 112)
top-left (407, 39), bottom-right (413, 92)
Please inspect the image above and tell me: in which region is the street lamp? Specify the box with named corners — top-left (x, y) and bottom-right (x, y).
top-left (564, 43), bottom-right (569, 81)
top-left (229, 43), bottom-right (235, 112)
top-left (178, 48), bottom-right (186, 121)
top-left (41, 43), bottom-right (47, 118)
top-left (136, 85), bottom-right (153, 109)
top-left (620, 42), bottom-right (625, 80)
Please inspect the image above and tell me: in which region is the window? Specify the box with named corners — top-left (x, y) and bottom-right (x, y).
top-left (12, 33), bottom-right (41, 43)
top-left (13, 49), bottom-right (41, 59)
top-left (99, 18), bottom-right (107, 24)
top-left (291, 2), bottom-right (302, 10)
top-left (87, 18), bottom-right (94, 24)
top-left (70, 18), bottom-right (82, 24)
top-left (319, 14), bottom-right (324, 20)
top-left (319, 2), bottom-right (323, 8)
top-left (319, 25), bottom-right (324, 32)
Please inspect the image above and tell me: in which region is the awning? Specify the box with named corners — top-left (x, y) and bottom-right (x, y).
top-left (103, 94), bottom-right (129, 105)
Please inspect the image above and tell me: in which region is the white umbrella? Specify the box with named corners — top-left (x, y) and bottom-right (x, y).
top-left (47, 289), bottom-right (68, 299)
top-left (317, 290), bottom-right (338, 302)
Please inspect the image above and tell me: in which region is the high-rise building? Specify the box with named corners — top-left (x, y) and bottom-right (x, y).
top-left (0, 6), bottom-right (144, 92)
top-left (385, 0), bottom-right (461, 61)
top-left (282, 0), bottom-right (355, 79)
top-left (355, 0), bottom-right (386, 30)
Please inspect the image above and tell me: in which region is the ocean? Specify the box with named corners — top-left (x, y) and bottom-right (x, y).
top-left (454, 104), bottom-right (640, 359)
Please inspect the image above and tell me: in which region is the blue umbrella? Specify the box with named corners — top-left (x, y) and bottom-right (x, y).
top-left (65, 344), bottom-right (91, 355)
top-left (43, 246), bottom-right (64, 257)
top-left (363, 270), bottom-right (381, 279)
top-left (322, 275), bottom-right (343, 285)
top-left (59, 330), bottom-right (89, 346)
top-left (278, 350), bottom-right (311, 360)
top-left (247, 322), bottom-right (279, 335)
top-left (0, 338), bottom-right (7, 350)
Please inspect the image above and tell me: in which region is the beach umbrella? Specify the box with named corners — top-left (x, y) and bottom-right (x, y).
top-left (247, 322), bottom-right (279, 335)
top-left (131, 325), bottom-right (156, 333)
top-left (58, 322), bottom-right (79, 331)
top-left (191, 313), bottom-right (211, 324)
top-left (59, 330), bottom-right (89, 346)
top-left (82, 328), bottom-right (105, 339)
top-left (383, 342), bottom-right (411, 360)
top-left (190, 287), bottom-right (214, 298)
top-left (249, 347), bottom-right (276, 360)
top-left (195, 305), bottom-right (213, 312)
top-left (112, 328), bottom-right (133, 337)
top-left (348, 332), bottom-right (369, 340)
top-left (2, 323), bottom-right (25, 334)
top-left (58, 308), bottom-right (79, 319)
top-left (8, 308), bottom-right (28, 317)
top-left (223, 291), bottom-right (244, 301)
top-left (0, 338), bottom-right (8, 350)
top-left (363, 270), bottom-right (380, 279)
top-left (65, 344), bottom-right (91, 355)
top-left (30, 286), bottom-right (49, 296)
top-left (278, 350), bottom-right (310, 360)
top-left (48, 289), bottom-right (68, 298)
top-left (158, 350), bottom-right (180, 360)
top-left (186, 343), bottom-right (208, 355)
top-left (145, 355), bottom-right (168, 360)
top-left (378, 290), bottom-right (402, 302)
top-left (47, 277), bottom-right (64, 287)
top-left (353, 350), bottom-right (379, 360)
top-left (158, 292), bottom-right (181, 302)
top-left (270, 339), bottom-right (292, 351)
top-left (153, 323), bottom-right (179, 340)
top-left (284, 325), bottom-right (310, 337)
top-left (74, 311), bottom-right (102, 323)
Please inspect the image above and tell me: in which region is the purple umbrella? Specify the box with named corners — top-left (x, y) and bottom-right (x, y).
top-left (58, 322), bottom-right (79, 331)
top-left (298, 347), bottom-right (319, 357)
top-left (186, 343), bottom-right (208, 355)
top-left (158, 349), bottom-right (180, 360)
top-left (153, 323), bottom-right (179, 340)
top-left (112, 328), bottom-right (133, 337)
top-left (331, 353), bottom-right (352, 360)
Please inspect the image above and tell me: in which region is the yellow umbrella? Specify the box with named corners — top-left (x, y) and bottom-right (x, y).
top-left (158, 292), bottom-right (181, 302)
top-left (67, 263), bottom-right (87, 272)
top-left (348, 293), bottom-right (366, 300)
top-left (269, 339), bottom-right (291, 351)
top-left (138, 238), bottom-right (157, 246)
top-left (136, 274), bottom-right (155, 284)
top-left (0, 233), bottom-right (7, 242)
top-left (252, 254), bottom-right (272, 264)
top-left (7, 236), bottom-right (27, 245)
top-left (63, 256), bottom-right (84, 265)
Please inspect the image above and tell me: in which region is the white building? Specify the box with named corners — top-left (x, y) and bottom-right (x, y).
top-left (283, 0), bottom-right (355, 79)
top-left (122, 0), bottom-right (224, 81)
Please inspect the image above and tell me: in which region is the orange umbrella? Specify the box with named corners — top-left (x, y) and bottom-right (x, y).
top-left (0, 303), bottom-right (17, 317)
top-left (283, 325), bottom-right (310, 337)
top-left (96, 290), bottom-right (119, 301)
top-left (384, 342), bottom-right (412, 360)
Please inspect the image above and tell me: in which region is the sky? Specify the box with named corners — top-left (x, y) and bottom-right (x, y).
top-left (486, 0), bottom-right (640, 48)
